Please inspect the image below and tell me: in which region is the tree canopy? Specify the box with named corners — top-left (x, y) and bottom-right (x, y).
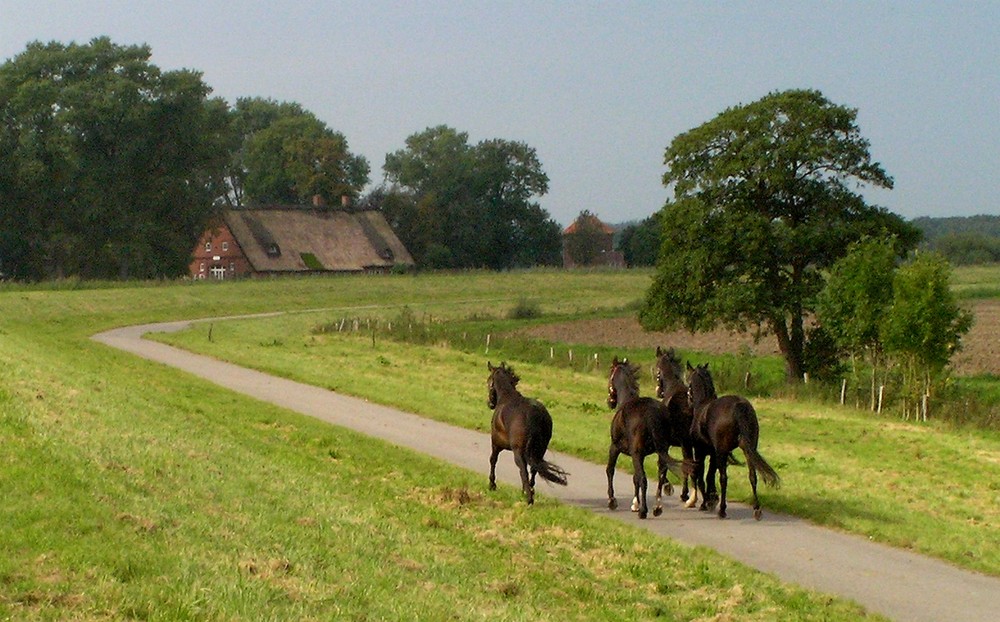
top-left (639, 89), bottom-right (920, 381)
top-left (0, 38), bottom-right (231, 280)
top-left (227, 97), bottom-right (370, 207)
top-left (382, 125), bottom-right (561, 269)
top-left (617, 214), bottom-right (661, 267)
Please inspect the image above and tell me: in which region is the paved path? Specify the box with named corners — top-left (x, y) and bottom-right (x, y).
top-left (93, 320), bottom-right (1000, 622)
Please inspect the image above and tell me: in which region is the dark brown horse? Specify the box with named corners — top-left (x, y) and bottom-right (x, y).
top-left (606, 357), bottom-right (685, 519)
top-left (487, 362), bottom-right (568, 504)
top-left (686, 362), bottom-right (780, 519)
top-left (653, 346), bottom-right (698, 508)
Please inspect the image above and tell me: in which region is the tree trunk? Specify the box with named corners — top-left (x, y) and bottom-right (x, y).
top-left (771, 316), bottom-right (804, 382)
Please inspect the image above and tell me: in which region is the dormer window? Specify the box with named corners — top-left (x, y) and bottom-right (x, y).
top-left (266, 243), bottom-right (281, 257)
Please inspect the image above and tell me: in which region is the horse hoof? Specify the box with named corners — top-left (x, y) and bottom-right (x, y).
top-left (608, 499), bottom-right (618, 511)
top-left (639, 510), bottom-right (648, 520)
top-left (754, 508), bottom-right (763, 521)
top-left (489, 483), bottom-right (496, 491)
top-left (680, 492), bottom-right (689, 503)
top-left (718, 510), bottom-right (727, 519)
top-left (653, 506), bottom-right (663, 517)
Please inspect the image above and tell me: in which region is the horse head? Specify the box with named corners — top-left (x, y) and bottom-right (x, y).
top-left (654, 346), bottom-right (685, 400)
top-left (607, 356), bottom-right (640, 409)
top-left (487, 361), bottom-right (519, 409)
top-left (685, 362), bottom-right (717, 409)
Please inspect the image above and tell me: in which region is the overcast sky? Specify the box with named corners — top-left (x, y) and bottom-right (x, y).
top-left (3, 1), bottom-right (997, 226)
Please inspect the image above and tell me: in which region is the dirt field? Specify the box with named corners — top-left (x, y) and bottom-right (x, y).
top-left (521, 299), bottom-right (1000, 377)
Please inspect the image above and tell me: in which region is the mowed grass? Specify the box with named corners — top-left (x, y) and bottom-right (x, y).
top-left (158, 311), bottom-right (1000, 577)
top-left (1, 271), bottom-right (886, 620)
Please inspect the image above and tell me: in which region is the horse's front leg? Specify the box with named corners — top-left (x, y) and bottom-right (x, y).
top-left (606, 446), bottom-right (620, 510)
top-left (631, 454), bottom-right (648, 519)
top-left (513, 451), bottom-right (533, 505)
top-left (488, 445), bottom-right (501, 491)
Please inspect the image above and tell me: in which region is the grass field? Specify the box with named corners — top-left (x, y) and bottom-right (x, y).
top-left (1, 270), bottom-right (897, 620)
top-left (155, 300), bottom-right (1000, 578)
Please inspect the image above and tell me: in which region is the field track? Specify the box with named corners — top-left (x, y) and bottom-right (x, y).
top-left (93, 318), bottom-right (1000, 622)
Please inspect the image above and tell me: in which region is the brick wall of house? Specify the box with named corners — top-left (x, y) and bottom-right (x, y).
top-left (188, 221), bottom-right (253, 279)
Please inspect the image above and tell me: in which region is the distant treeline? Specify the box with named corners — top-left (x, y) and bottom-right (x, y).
top-left (609, 214), bottom-right (1000, 268)
top-left (912, 215), bottom-right (1000, 265)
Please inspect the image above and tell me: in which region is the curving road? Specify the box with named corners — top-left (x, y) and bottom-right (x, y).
top-left (93, 319), bottom-right (1000, 622)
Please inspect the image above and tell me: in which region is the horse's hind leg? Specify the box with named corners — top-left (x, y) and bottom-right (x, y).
top-left (717, 454), bottom-right (729, 519)
top-left (488, 446), bottom-right (501, 491)
top-left (747, 458), bottom-right (762, 520)
top-left (680, 443), bottom-right (694, 505)
top-left (690, 449), bottom-right (707, 510)
top-left (631, 455), bottom-right (648, 519)
top-left (606, 446), bottom-right (620, 510)
top-left (513, 451), bottom-right (533, 504)
top-left (653, 453), bottom-right (673, 517)
top-left (701, 453), bottom-right (719, 511)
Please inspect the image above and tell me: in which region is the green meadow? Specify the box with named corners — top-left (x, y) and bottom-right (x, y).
top-left (3, 268), bottom-right (998, 619)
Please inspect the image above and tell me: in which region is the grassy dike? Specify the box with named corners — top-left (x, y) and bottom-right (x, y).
top-left (156, 299), bottom-right (1000, 579)
top-left (0, 270), bottom-right (977, 619)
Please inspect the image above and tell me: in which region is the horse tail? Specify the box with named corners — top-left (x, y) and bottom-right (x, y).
top-left (528, 456), bottom-right (569, 486)
top-left (735, 401), bottom-right (781, 488)
top-left (526, 403), bottom-right (568, 486)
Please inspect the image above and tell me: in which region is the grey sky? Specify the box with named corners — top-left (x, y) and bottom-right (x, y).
top-left (3, 1), bottom-right (997, 226)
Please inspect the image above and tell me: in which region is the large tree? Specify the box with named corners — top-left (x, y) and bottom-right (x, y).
top-left (220, 97), bottom-right (309, 208)
top-left (639, 89), bottom-right (920, 381)
top-left (238, 102), bottom-right (369, 206)
top-left (0, 38), bottom-right (230, 280)
top-left (382, 125), bottom-right (560, 269)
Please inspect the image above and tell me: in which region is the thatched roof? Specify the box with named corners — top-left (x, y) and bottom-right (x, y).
top-left (563, 214), bottom-right (615, 235)
top-left (223, 207), bottom-right (413, 273)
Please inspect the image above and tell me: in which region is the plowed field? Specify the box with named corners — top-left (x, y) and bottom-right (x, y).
top-left (521, 299), bottom-right (1000, 377)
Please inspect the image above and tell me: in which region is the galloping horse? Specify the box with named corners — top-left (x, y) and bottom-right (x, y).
top-left (685, 363), bottom-right (780, 519)
top-left (653, 346), bottom-right (698, 508)
top-left (487, 362), bottom-right (569, 505)
top-left (606, 357), bottom-right (685, 519)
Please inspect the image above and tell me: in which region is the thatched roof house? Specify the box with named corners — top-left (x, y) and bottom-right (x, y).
top-left (561, 212), bottom-right (624, 268)
top-left (190, 205), bottom-right (414, 279)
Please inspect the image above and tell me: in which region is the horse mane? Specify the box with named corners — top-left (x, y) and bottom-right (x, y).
top-left (690, 363), bottom-right (717, 400)
top-left (613, 358), bottom-right (642, 396)
top-left (495, 361), bottom-right (519, 386)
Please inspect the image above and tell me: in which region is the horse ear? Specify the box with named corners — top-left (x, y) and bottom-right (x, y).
top-left (686, 361), bottom-right (694, 371)
top-left (612, 356), bottom-right (620, 365)
top-left (487, 361), bottom-right (494, 371)
top-left (656, 346), bottom-right (662, 356)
